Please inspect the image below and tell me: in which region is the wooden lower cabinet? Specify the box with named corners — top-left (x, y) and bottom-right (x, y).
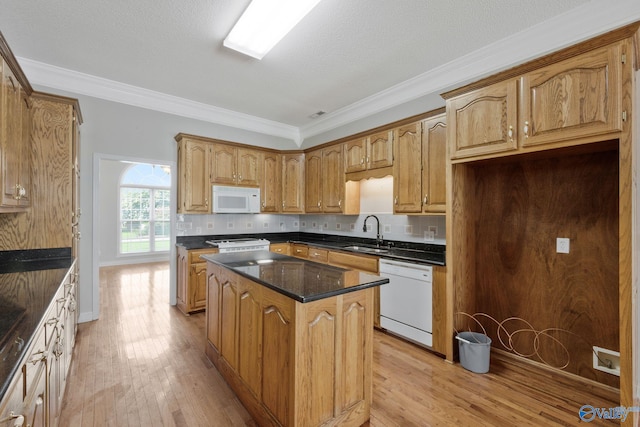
top-left (205, 262), bottom-right (374, 427)
top-left (177, 246), bottom-right (218, 314)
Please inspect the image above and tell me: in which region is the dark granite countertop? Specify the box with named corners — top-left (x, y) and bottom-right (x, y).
top-left (177, 232), bottom-right (446, 265)
top-left (202, 251), bottom-right (388, 303)
top-left (0, 248), bottom-right (74, 402)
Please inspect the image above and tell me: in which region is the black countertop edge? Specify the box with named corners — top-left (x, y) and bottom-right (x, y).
top-left (177, 232), bottom-right (446, 265)
top-left (0, 248), bottom-right (74, 274)
top-left (202, 252), bottom-right (389, 303)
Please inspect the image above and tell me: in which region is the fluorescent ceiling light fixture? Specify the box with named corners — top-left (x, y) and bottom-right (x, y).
top-left (224, 0), bottom-right (323, 60)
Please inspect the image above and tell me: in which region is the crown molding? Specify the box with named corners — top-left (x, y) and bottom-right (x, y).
top-left (17, 57), bottom-right (302, 144)
top-left (17, 0), bottom-right (640, 146)
top-left (299, 0), bottom-right (640, 140)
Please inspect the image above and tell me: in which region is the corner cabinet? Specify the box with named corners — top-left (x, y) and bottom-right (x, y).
top-left (176, 246), bottom-right (219, 314)
top-left (447, 41), bottom-right (624, 161)
top-left (176, 135), bottom-right (211, 214)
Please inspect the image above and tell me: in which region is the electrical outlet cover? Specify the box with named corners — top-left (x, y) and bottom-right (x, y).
top-left (556, 237), bottom-right (570, 254)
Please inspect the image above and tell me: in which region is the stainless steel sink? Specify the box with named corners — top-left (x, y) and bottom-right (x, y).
top-left (342, 245), bottom-right (389, 254)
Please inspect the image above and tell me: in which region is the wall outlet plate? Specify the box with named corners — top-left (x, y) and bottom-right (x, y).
top-left (556, 237), bottom-right (570, 253)
top-left (593, 346), bottom-right (620, 376)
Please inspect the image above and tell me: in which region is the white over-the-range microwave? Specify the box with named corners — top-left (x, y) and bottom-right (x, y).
top-left (212, 185), bottom-right (261, 213)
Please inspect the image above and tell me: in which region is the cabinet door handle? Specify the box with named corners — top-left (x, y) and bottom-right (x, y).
top-left (508, 125), bottom-right (514, 142)
top-left (423, 195), bottom-right (428, 204)
top-left (394, 196), bottom-right (398, 205)
top-left (338, 199), bottom-right (341, 208)
top-left (360, 158), bottom-right (364, 165)
top-left (523, 121), bottom-right (529, 138)
top-left (317, 201), bottom-right (321, 208)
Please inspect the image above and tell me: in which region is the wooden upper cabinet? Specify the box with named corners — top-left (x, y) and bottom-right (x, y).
top-left (447, 79), bottom-right (518, 160)
top-left (0, 59), bottom-right (31, 211)
top-left (322, 144), bottom-right (345, 213)
top-left (281, 153), bottom-right (305, 213)
top-left (211, 144), bottom-right (261, 187)
top-left (344, 131), bottom-right (393, 174)
top-left (520, 42), bottom-right (623, 147)
top-left (305, 148), bottom-right (322, 213)
top-left (177, 137), bottom-right (210, 213)
top-left (447, 40), bottom-right (625, 162)
top-left (260, 151), bottom-right (281, 212)
top-left (305, 145), bottom-right (345, 213)
top-left (344, 138), bottom-right (367, 173)
top-left (366, 130), bottom-right (394, 169)
top-left (422, 114), bottom-right (446, 213)
top-left (393, 122), bottom-right (423, 213)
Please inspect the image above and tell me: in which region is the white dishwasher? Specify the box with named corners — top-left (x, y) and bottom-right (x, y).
top-left (379, 259), bottom-right (433, 348)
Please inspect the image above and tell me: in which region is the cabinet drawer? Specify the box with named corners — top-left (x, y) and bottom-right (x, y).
top-left (269, 243), bottom-right (290, 255)
top-left (308, 248), bottom-right (328, 263)
top-left (189, 248), bottom-right (219, 264)
top-left (291, 244), bottom-right (308, 258)
top-left (328, 251), bottom-right (378, 273)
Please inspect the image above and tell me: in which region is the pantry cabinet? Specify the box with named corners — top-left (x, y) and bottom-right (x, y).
top-left (211, 144), bottom-right (261, 187)
top-left (447, 40), bottom-right (624, 162)
top-left (176, 136), bottom-right (211, 214)
top-left (281, 153), bottom-right (305, 213)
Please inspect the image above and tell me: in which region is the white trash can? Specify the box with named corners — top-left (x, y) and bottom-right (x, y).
top-left (457, 331), bottom-right (492, 373)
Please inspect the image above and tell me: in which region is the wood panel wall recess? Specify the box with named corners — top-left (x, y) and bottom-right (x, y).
top-left (456, 148), bottom-right (619, 388)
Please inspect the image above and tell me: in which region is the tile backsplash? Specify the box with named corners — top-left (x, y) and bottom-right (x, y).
top-left (177, 213), bottom-right (445, 245)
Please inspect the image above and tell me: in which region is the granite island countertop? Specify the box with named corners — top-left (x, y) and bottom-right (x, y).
top-left (201, 250), bottom-right (388, 303)
top-left (0, 248), bottom-right (75, 401)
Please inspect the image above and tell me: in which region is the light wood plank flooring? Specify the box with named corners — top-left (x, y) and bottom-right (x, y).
top-left (60, 262), bottom-right (619, 426)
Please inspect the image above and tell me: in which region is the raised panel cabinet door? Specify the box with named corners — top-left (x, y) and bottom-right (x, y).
top-left (393, 122), bottom-right (422, 213)
top-left (220, 274), bottom-right (239, 370)
top-left (298, 299), bottom-right (337, 426)
top-left (422, 114), bottom-right (447, 213)
top-left (305, 149), bottom-right (322, 213)
top-left (447, 79), bottom-right (518, 160)
top-left (236, 147), bottom-right (261, 186)
top-left (261, 152), bottom-right (281, 212)
top-left (367, 130), bottom-right (394, 169)
top-left (238, 279), bottom-right (262, 398)
top-left (176, 250), bottom-right (188, 312)
top-left (1, 61), bottom-right (22, 208)
top-left (344, 138), bottom-right (367, 173)
top-left (281, 153), bottom-right (305, 213)
top-left (521, 42), bottom-right (623, 147)
top-left (322, 145), bottom-right (345, 213)
top-left (261, 290), bottom-right (294, 426)
top-left (211, 144), bottom-right (237, 185)
top-left (206, 264), bottom-right (222, 350)
top-left (17, 89), bottom-right (31, 207)
top-left (181, 139), bottom-right (210, 213)
top-left (191, 262), bottom-right (208, 311)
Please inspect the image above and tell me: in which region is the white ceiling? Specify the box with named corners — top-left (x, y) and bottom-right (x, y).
top-left (1, 0), bottom-right (639, 144)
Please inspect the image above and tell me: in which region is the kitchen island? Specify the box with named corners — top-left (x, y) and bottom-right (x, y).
top-left (201, 251), bottom-right (388, 427)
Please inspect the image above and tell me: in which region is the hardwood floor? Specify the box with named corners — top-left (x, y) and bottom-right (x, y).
top-left (60, 262), bottom-right (619, 426)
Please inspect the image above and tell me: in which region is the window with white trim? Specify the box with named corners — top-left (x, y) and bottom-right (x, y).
top-left (119, 163), bottom-right (171, 254)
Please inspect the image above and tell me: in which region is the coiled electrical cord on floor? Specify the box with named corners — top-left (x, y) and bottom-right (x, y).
top-left (455, 312), bottom-right (612, 370)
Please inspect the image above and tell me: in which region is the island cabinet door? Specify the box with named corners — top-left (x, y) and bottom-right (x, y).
top-left (237, 278), bottom-right (262, 398)
top-left (220, 272), bottom-right (239, 370)
top-left (261, 290), bottom-right (295, 426)
top-left (295, 298), bottom-right (338, 427)
top-left (206, 264), bottom-right (223, 350)
top-left (336, 289), bottom-right (372, 417)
